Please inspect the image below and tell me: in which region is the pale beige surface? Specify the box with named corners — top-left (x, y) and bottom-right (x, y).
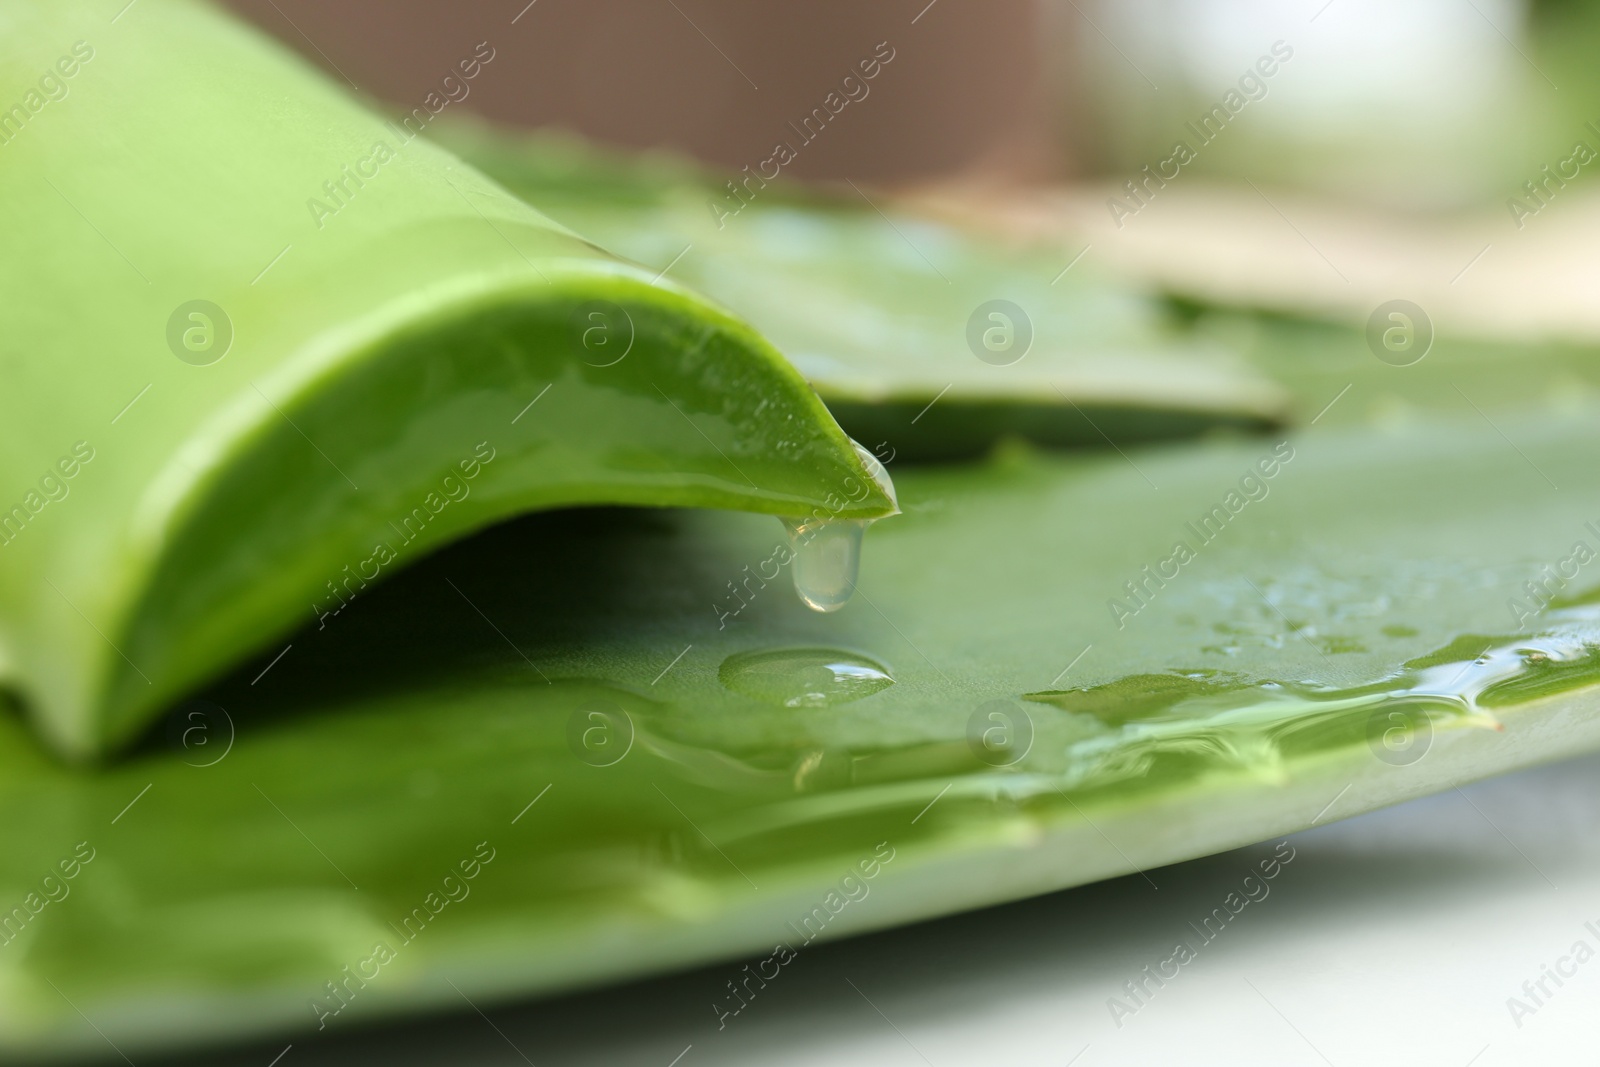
top-left (911, 180), bottom-right (1600, 345)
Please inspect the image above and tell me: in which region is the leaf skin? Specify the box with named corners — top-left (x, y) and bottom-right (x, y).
top-left (0, 1), bottom-right (893, 759)
top-left (2, 413), bottom-right (1600, 1057)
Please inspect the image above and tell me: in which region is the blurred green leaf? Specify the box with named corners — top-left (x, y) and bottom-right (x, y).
top-left (447, 124), bottom-right (1291, 458)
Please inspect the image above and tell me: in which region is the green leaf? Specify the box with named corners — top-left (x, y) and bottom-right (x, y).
top-left (446, 125), bottom-right (1291, 458)
top-left (7, 6), bottom-right (1596, 1059)
top-left (0, 1), bottom-right (892, 759)
top-left (4, 411), bottom-right (1599, 1056)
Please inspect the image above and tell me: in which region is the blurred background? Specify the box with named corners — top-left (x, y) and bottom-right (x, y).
top-left (219, 0), bottom-right (1594, 202)
top-left (217, 0), bottom-right (1600, 347)
top-left (220, 0), bottom-right (1053, 184)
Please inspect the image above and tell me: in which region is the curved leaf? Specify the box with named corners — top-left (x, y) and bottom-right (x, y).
top-left (0, 1), bottom-right (893, 758)
top-left (447, 125), bottom-right (1290, 458)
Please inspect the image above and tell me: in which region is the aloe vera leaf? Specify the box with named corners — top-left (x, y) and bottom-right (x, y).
top-left (1185, 308), bottom-right (1600, 430)
top-left (0, 0), bottom-right (894, 760)
top-left (2, 411), bottom-right (1597, 1058)
top-left (443, 125), bottom-right (1291, 457)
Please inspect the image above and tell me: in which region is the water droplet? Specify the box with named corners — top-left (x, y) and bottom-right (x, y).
top-left (720, 648), bottom-right (894, 708)
top-left (783, 517), bottom-right (867, 612)
top-left (777, 440), bottom-right (897, 613)
top-left (851, 440), bottom-right (898, 513)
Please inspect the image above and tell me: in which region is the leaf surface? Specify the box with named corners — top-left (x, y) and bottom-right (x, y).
top-left (5, 413), bottom-right (1600, 1057)
top-left (449, 127), bottom-right (1291, 458)
top-left (0, 1), bottom-right (891, 758)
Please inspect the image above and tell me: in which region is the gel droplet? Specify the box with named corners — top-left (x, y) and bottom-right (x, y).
top-left (783, 517), bottom-right (867, 612)
top-left (778, 440), bottom-right (899, 613)
top-left (851, 440), bottom-right (898, 513)
top-left (720, 648), bottom-right (894, 708)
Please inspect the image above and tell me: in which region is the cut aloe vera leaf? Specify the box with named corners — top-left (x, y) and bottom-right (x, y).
top-left (0, 1), bottom-right (894, 760)
top-left (5, 410), bottom-right (1600, 1058)
top-left (445, 125), bottom-right (1291, 457)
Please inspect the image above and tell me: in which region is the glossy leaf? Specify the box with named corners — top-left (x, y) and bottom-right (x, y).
top-left (4, 410), bottom-right (1600, 1057)
top-left (447, 125), bottom-right (1290, 458)
top-left (0, 1), bottom-right (893, 759)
